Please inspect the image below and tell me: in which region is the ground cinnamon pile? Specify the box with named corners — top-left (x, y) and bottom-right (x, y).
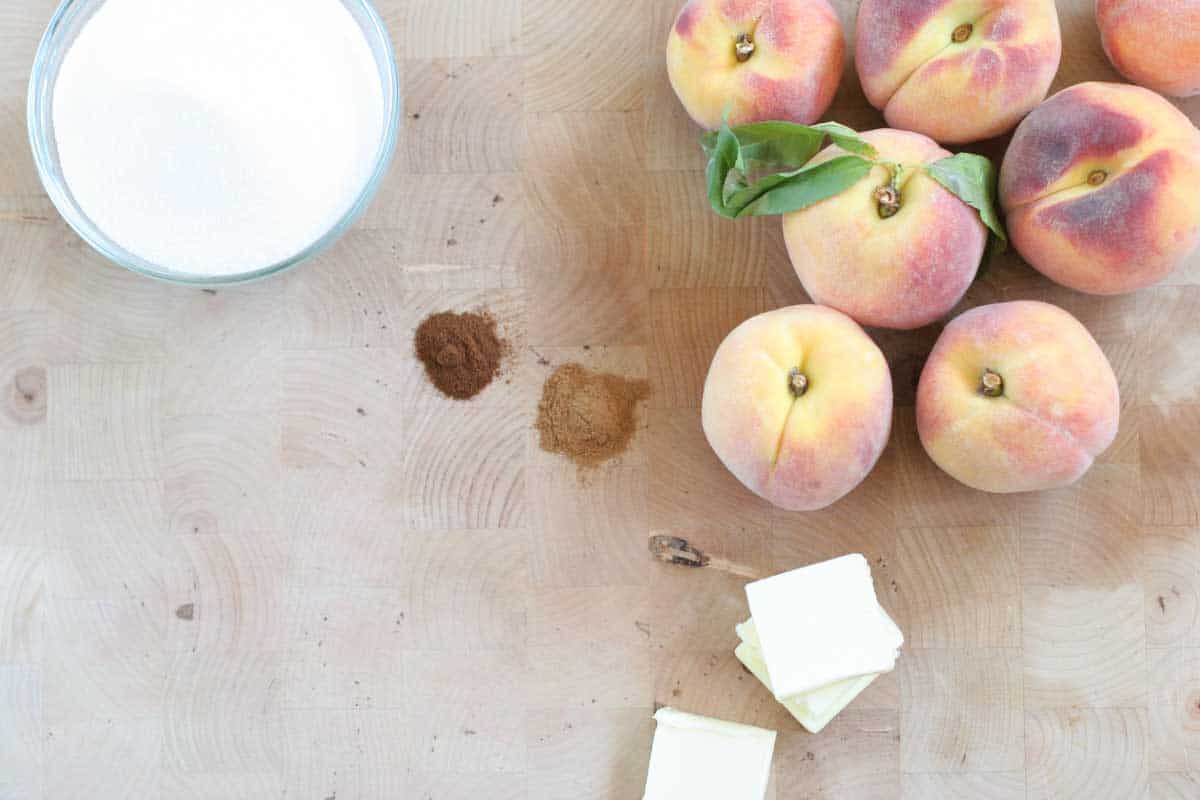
top-left (414, 310), bottom-right (507, 400)
top-left (536, 363), bottom-right (650, 469)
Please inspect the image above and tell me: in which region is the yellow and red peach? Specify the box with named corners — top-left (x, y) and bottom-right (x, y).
top-left (1000, 82), bottom-right (1200, 295)
top-left (701, 305), bottom-right (893, 511)
top-left (1097, 0), bottom-right (1200, 98)
top-left (916, 300), bottom-right (1119, 493)
top-left (666, 0), bottom-right (844, 129)
top-left (782, 129), bottom-right (987, 331)
top-left (856, 0), bottom-right (1061, 144)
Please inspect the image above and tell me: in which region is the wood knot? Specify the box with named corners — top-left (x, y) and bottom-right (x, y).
top-left (649, 535), bottom-right (710, 568)
top-left (7, 366), bottom-right (46, 424)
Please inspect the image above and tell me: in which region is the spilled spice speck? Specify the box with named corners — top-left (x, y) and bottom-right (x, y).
top-left (535, 363), bottom-right (649, 470)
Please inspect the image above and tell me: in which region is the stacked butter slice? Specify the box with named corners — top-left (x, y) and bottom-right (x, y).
top-left (642, 707), bottom-right (777, 800)
top-left (735, 553), bottom-right (903, 734)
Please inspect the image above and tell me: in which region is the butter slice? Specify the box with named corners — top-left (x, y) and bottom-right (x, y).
top-left (735, 620), bottom-right (878, 734)
top-left (745, 553), bottom-right (903, 700)
top-left (643, 707), bottom-right (776, 800)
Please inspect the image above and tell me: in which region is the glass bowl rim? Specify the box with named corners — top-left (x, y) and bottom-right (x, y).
top-left (25, 0), bottom-right (401, 286)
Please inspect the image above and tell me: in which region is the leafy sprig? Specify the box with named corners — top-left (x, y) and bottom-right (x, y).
top-left (700, 119), bottom-right (1007, 250)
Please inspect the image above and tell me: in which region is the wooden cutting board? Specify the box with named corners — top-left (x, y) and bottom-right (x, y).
top-left (1, 0), bottom-right (1198, 797)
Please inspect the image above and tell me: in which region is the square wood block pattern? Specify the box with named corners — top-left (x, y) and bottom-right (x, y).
top-left (3, 0), bottom-right (1200, 798)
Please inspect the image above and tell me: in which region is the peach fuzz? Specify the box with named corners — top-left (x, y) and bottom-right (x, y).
top-left (1000, 82), bottom-right (1200, 295)
top-left (1097, 0), bottom-right (1200, 98)
top-left (856, 0), bottom-right (1061, 144)
top-left (701, 305), bottom-right (893, 511)
top-left (782, 129), bottom-right (987, 331)
top-left (917, 301), bottom-right (1119, 494)
top-left (666, 0), bottom-right (844, 129)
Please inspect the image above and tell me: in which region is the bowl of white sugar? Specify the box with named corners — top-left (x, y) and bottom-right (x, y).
top-left (28, 0), bottom-right (399, 284)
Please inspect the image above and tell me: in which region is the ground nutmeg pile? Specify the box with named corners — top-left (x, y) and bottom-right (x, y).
top-left (414, 310), bottom-right (507, 400)
top-left (536, 362), bottom-right (650, 469)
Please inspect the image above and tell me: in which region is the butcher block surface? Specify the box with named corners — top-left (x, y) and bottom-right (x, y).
top-left (1, 0), bottom-right (1199, 797)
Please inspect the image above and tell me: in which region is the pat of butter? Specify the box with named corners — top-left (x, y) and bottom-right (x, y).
top-left (745, 554), bottom-right (903, 700)
top-left (643, 707), bottom-right (776, 800)
top-left (735, 620), bottom-right (879, 734)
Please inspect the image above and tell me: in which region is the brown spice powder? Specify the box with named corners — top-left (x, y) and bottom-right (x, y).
top-left (414, 310), bottom-right (507, 400)
top-left (535, 363), bottom-right (650, 469)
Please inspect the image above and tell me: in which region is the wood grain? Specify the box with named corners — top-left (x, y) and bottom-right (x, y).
top-left (2, 0), bottom-right (1199, 797)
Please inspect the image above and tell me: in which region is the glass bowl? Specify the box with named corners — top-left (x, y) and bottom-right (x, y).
top-left (26, 0), bottom-right (400, 286)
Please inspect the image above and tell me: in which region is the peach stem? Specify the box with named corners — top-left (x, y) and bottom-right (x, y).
top-left (952, 23), bottom-right (973, 43)
top-left (875, 163), bottom-right (904, 219)
top-left (980, 369), bottom-right (1004, 397)
top-left (735, 32), bottom-right (755, 63)
top-left (875, 186), bottom-right (900, 218)
top-left (788, 367), bottom-right (809, 397)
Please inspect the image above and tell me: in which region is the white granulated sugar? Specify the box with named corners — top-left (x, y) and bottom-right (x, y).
top-left (53, 0), bottom-right (385, 276)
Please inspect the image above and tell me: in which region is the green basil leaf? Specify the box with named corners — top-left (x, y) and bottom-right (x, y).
top-left (925, 152), bottom-right (1008, 250)
top-left (738, 155), bottom-right (874, 217)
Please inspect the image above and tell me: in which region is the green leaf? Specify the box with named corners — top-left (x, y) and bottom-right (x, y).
top-left (810, 122), bottom-right (878, 159)
top-left (737, 155), bottom-right (874, 217)
top-left (702, 122), bottom-right (816, 167)
top-left (721, 164), bottom-right (809, 213)
top-left (702, 119), bottom-right (879, 219)
top-left (705, 122), bottom-right (741, 219)
top-left (702, 120), bottom-right (878, 170)
top-left (925, 152), bottom-right (1008, 251)
top-left (710, 121), bottom-right (826, 172)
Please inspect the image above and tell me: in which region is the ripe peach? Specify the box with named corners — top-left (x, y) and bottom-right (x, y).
top-left (1097, 0), bottom-right (1200, 98)
top-left (916, 301), bottom-right (1119, 494)
top-left (856, 0), bottom-right (1061, 144)
top-left (999, 82), bottom-right (1200, 294)
top-left (701, 305), bottom-right (893, 511)
top-left (666, 0), bottom-right (844, 129)
top-left (782, 129), bottom-right (987, 331)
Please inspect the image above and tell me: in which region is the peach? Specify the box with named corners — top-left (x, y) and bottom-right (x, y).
top-left (999, 82), bottom-right (1200, 294)
top-left (856, 0), bottom-right (1061, 144)
top-left (782, 129), bottom-right (987, 330)
top-left (701, 305), bottom-right (893, 511)
top-left (666, 0), bottom-right (844, 129)
top-left (1097, 0), bottom-right (1200, 98)
top-left (917, 301), bottom-right (1119, 493)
